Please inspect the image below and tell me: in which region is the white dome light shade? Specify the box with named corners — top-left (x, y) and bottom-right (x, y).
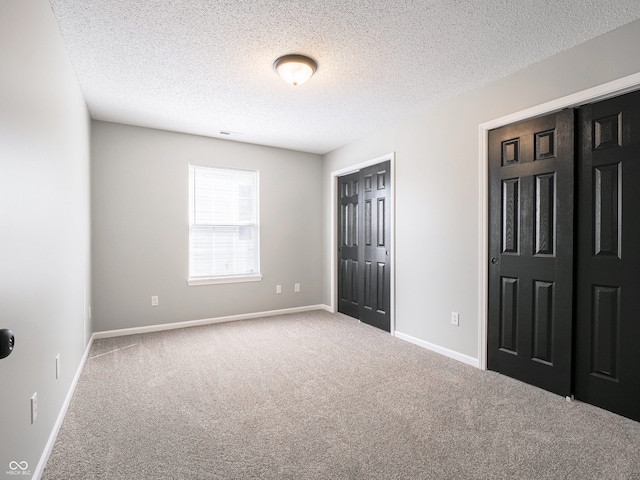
top-left (274, 55), bottom-right (317, 86)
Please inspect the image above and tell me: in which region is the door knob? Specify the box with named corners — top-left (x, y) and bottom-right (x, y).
top-left (0, 329), bottom-right (15, 359)
top-left (491, 257), bottom-right (499, 265)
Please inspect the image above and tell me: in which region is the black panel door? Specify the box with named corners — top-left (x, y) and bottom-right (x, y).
top-left (338, 171), bottom-right (360, 319)
top-left (359, 162), bottom-right (391, 331)
top-left (488, 110), bottom-right (575, 396)
top-left (338, 161), bottom-right (391, 332)
top-left (575, 90), bottom-right (640, 422)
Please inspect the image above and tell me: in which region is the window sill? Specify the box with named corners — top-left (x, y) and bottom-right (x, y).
top-left (187, 274), bottom-right (263, 286)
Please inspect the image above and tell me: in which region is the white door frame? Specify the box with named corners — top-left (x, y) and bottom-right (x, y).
top-left (478, 72), bottom-right (640, 370)
top-left (330, 152), bottom-right (396, 334)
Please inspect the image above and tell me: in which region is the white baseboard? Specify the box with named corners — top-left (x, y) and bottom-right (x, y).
top-left (32, 333), bottom-right (96, 480)
top-left (93, 304), bottom-right (332, 340)
top-left (394, 331), bottom-right (480, 368)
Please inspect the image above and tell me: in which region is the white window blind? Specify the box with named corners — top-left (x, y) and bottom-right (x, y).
top-left (189, 165), bottom-right (260, 283)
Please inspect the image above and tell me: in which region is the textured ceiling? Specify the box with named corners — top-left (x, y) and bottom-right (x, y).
top-left (49, 0), bottom-right (640, 154)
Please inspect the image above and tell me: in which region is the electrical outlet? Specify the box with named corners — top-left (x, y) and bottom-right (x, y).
top-left (55, 354), bottom-right (60, 380)
top-left (151, 296), bottom-right (159, 307)
top-left (276, 285), bottom-right (282, 294)
top-left (31, 393), bottom-right (38, 424)
top-left (451, 312), bottom-right (460, 326)
top-left (294, 283), bottom-right (300, 293)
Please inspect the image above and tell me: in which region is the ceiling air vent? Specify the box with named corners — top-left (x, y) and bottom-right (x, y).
top-left (219, 131), bottom-right (243, 137)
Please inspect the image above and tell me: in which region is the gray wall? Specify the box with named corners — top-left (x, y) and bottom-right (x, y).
top-left (91, 121), bottom-right (323, 332)
top-left (322, 19), bottom-right (640, 360)
top-left (0, 0), bottom-right (91, 474)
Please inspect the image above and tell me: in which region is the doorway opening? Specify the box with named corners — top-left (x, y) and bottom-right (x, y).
top-left (330, 153), bottom-right (396, 333)
top-left (482, 78), bottom-right (640, 422)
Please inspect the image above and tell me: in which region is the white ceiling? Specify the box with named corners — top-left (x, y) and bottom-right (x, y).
top-left (49, 0), bottom-right (640, 154)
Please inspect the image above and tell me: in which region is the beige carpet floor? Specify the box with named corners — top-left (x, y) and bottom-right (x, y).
top-left (42, 310), bottom-right (640, 479)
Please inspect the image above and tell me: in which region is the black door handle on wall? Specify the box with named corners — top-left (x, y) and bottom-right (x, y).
top-left (0, 329), bottom-right (15, 359)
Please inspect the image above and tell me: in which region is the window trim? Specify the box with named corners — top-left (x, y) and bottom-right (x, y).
top-left (187, 274), bottom-right (263, 287)
top-left (187, 163), bottom-right (261, 285)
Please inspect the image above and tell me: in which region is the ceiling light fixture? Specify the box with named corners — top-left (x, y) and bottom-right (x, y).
top-left (273, 54), bottom-right (317, 86)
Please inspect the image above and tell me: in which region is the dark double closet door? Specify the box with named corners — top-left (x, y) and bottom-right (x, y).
top-left (338, 161), bottom-right (391, 332)
top-left (488, 90), bottom-right (640, 422)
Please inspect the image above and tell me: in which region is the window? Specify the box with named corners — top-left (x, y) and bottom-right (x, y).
top-left (188, 164), bottom-right (261, 285)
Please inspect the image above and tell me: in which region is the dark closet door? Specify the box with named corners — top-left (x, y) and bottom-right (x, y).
top-left (338, 161), bottom-right (391, 332)
top-left (338, 171), bottom-right (360, 319)
top-left (575, 90), bottom-right (640, 422)
top-left (359, 162), bottom-right (391, 331)
top-left (487, 110), bottom-right (575, 396)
